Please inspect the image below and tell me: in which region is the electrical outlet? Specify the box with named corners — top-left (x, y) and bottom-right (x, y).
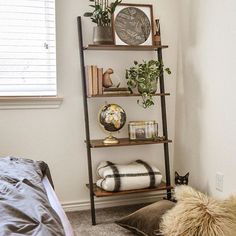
top-left (216, 172), bottom-right (224, 192)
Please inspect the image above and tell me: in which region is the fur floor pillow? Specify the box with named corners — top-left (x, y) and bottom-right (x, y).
top-left (160, 185), bottom-right (236, 236)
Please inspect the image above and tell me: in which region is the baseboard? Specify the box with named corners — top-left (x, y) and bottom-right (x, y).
top-left (62, 191), bottom-right (167, 212)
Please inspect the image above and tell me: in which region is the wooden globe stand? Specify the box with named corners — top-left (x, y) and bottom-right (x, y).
top-left (103, 133), bottom-right (119, 144)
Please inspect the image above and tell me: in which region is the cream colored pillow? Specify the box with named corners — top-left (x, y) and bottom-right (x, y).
top-left (160, 185), bottom-right (236, 236)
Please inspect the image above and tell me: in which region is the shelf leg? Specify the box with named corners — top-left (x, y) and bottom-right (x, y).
top-left (163, 143), bottom-right (172, 200)
top-left (157, 47), bottom-right (172, 200)
top-left (77, 16), bottom-right (96, 225)
top-left (87, 148), bottom-right (96, 225)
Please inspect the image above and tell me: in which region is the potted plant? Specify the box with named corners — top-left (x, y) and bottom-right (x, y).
top-left (84, 0), bottom-right (122, 45)
top-left (126, 60), bottom-right (171, 108)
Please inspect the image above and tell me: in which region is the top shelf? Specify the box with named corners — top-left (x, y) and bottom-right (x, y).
top-left (83, 44), bottom-right (169, 51)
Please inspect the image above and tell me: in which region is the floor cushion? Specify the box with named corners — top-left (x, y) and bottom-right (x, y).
top-left (115, 200), bottom-right (175, 236)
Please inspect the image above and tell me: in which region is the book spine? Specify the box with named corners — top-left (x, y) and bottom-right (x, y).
top-left (103, 91), bottom-right (131, 94)
top-left (92, 65), bottom-right (98, 95)
top-left (103, 88), bottom-right (129, 92)
top-left (85, 65), bottom-right (93, 97)
top-left (97, 68), bottom-right (103, 95)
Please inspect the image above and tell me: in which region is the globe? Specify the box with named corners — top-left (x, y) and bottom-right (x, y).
top-left (99, 104), bottom-right (126, 144)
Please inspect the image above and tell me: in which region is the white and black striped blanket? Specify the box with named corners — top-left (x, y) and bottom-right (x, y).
top-left (96, 160), bottom-right (162, 192)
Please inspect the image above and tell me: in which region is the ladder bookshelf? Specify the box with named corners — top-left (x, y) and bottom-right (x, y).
top-left (77, 16), bottom-right (172, 225)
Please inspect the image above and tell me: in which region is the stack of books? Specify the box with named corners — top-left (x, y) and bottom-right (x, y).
top-left (85, 65), bottom-right (131, 96)
top-left (103, 87), bottom-right (131, 95)
top-left (85, 65), bottom-right (103, 97)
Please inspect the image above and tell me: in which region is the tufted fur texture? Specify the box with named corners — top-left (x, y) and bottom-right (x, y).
top-left (160, 186), bottom-right (236, 236)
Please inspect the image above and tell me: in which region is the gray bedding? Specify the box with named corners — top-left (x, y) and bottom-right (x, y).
top-left (0, 156), bottom-right (65, 236)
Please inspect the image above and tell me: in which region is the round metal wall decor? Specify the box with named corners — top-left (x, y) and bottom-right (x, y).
top-left (114, 7), bottom-right (151, 45)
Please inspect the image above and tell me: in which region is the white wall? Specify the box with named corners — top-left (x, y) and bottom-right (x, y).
top-left (0, 0), bottom-right (178, 208)
top-left (175, 0), bottom-right (236, 198)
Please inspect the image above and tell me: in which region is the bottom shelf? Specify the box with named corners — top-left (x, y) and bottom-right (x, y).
top-left (86, 181), bottom-right (172, 197)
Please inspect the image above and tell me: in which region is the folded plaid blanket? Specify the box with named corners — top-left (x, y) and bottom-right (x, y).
top-left (96, 160), bottom-right (162, 192)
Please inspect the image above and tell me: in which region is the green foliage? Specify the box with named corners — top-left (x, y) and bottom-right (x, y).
top-left (126, 60), bottom-right (171, 108)
top-left (84, 0), bottom-right (122, 26)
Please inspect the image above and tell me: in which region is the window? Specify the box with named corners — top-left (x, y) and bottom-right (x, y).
top-left (0, 0), bottom-right (57, 96)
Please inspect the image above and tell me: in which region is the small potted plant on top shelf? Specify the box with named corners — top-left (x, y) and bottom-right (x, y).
top-left (84, 0), bottom-right (122, 45)
top-left (126, 59), bottom-right (171, 108)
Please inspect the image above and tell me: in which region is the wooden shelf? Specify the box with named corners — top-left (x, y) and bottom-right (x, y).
top-left (86, 182), bottom-right (172, 197)
top-left (88, 138), bottom-right (172, 148)
top-left (88, 93), bottom-right (170, 98)
top-left (83, 44), bottom-right (168, 51)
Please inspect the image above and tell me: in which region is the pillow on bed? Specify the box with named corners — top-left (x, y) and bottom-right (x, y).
top-left (160, 185), bottom-right (236, 236)
top-left (115, 200), bottom-right (175, 236)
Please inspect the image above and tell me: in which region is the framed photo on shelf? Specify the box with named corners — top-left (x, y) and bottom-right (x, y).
top-left (128, 121), bottom-right (158, 141)
top-left (112, 3), bottom-right (154, 46)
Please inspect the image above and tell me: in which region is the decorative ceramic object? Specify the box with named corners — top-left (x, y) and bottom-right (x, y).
top-left (102, 68), bottom-right (114, 88)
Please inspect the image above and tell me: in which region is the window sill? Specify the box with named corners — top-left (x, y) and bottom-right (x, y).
top-left (0, 96), bottom-right (63, 110)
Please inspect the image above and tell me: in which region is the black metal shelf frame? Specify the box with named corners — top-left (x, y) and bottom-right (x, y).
top-left (77, 16), bottom-right (172, 225)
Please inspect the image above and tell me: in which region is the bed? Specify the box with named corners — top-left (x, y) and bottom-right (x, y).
top-left (0, 156), bottom-right (74, 236)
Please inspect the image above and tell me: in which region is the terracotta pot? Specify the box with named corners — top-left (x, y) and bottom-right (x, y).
top-left (93, 26), bottom-right (114, 45)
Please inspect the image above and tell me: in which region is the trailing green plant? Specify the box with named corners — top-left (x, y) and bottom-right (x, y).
top-left (84, 0), bottom-right (122, 27)
top-left (126, 60), bottom-right (171, 108)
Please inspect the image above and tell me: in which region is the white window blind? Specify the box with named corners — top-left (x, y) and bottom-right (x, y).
top-left (0, 0), bottom-right (57, 96)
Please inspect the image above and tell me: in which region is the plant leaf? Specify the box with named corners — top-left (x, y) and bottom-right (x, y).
top-left (128, 87), bottom-right (133, 94)
top-left (84, 12), bottom-right (93, 17)
top-left (165, 68), bottom-right (171, 74)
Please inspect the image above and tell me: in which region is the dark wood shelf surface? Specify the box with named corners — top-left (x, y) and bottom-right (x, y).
top-left (83, 44), bottom-right (168, 51)
top-left (86, 182), bottom-right (172, 197)
top-left (88, 92), bottom-right (170, 98)
top-left (88, 138), bottom-right (172, 148)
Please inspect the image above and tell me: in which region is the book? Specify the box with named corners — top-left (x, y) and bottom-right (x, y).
top-left (92, 65), bottom-right (98, 95)
top-left (103, 87), bottom-right (129, 92)
top-left (97, 68), bottom-right (103, 95)
top-left (103, 90), bottom-right (131, 95)
top-left (85, 65), bottom-right (93, 97)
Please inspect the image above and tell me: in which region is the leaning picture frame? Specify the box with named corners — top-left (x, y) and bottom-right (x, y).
top-left (112, 3), bottom-right (154, 46)
top-left (128, 121), bottom-right (158, 141)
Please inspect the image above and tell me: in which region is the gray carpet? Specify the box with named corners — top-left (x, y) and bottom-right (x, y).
top-left (66, 204), bottom-right (147, 236)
